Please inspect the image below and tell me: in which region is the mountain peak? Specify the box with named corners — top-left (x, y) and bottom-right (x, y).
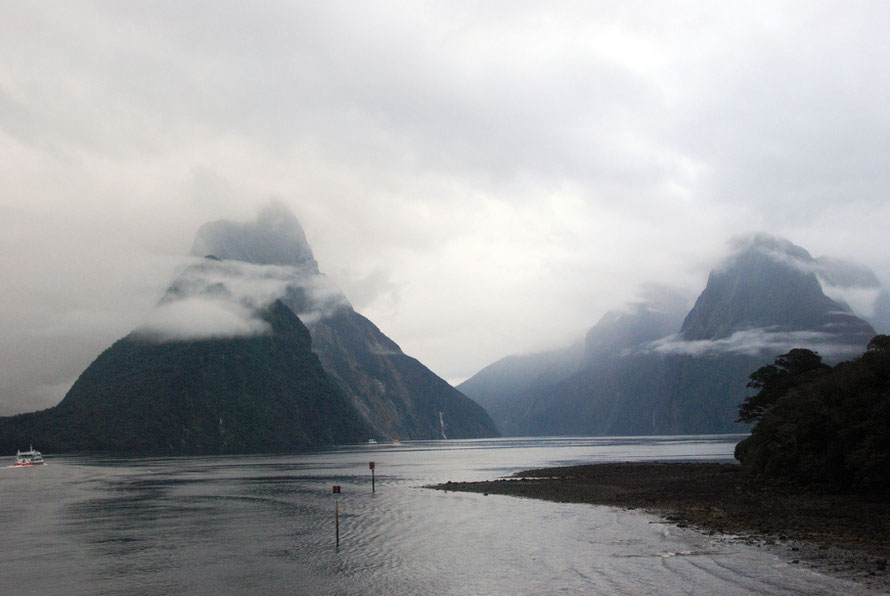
top-left (585, 285), bottom-right (688, 359)
top-left (724, 233), bottom-right (814, 271)
top-left (681, 234), bottom-right (874, 343)
top-left (190, 201), bottom-right (319, 271)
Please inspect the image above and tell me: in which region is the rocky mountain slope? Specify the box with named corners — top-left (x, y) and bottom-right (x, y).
top-left (0, 301), bottom-right (367, 453)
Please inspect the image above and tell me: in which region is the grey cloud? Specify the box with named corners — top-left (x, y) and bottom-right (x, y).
top-left (719, 233), bottom-right (818, 274)
top-left (813, 256), bottom-right (888, 325)
top-left (135, 297), bottom-right (271, 342)
top-left (164, 259), bottom-right (304, 309)
top-left (134, 259), bottom-right (295, 342)
top-left (288, 274), bottom-right (352, 326)
top-left (677, 7), bottom-right (890, 194)
top-left (647, 327), bottom-right (866, 360)
top-left (2, 2), bottom-right (890, 412)
top-left (820, 286), bottom-right (883, 319)
top-left (627, 283), bottom-right (692, 317)
top-left (332, 267), bottom-right (401, 313)
top-left (144, 257), bottom-right (351, 340)
top-left (816, 257), bottom-right (881, 289)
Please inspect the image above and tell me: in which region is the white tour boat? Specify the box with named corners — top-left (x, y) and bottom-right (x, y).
top-left (14, 446), bottom-right (45, 467)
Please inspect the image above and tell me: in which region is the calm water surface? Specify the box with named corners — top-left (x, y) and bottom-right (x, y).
top-left (0, 436), bottom-right (877, 595)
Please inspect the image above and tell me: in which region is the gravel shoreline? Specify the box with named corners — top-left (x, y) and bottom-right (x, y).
top-left (430, 462), bottom-right (890, 591)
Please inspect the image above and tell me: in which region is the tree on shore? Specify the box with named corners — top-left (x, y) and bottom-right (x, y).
top-left (736, 348), bottom-right (830, 425)
top-left (735, 336), bottom-right (890, 492)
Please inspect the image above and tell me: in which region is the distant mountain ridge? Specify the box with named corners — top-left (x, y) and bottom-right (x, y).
top-left (457, 343), bottom-right (585, 431)
top-left (460, 235), bottom-right (878, 436)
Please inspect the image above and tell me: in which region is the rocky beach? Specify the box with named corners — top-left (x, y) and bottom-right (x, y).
top-left (431, 462), bottom-right (890, 592)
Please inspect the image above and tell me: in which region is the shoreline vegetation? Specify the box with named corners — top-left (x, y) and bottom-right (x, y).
top-left (430, 462), bottom-right (890, 591)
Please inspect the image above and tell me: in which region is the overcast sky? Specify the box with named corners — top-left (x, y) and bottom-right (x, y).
top-left (2, 1), bottom-right (889, 414)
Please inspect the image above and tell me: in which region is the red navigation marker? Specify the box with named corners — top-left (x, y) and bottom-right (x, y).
top-left (332, 485), bottom-right (341, 494)
top-left (369, 461), bottom-right (375, 470)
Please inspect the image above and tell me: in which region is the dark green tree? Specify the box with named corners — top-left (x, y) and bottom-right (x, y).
top-left (737, 348), bottom-right (830, 424)
top-left (735, 336), bottom-right (890, 491)
top-left (867, 334), bottom-right (890, 353)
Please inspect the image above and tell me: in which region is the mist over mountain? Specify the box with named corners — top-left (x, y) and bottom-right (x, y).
top-left (462, 285), bottom-right (688, 435)
top-left (191, 202), bottom-right (320, 270)
top-left (585, 286), bottom-right (690, 360)
top-left (815, 255), bottom-right (890, 335)
top-left (874, 294), bottom-right (890, 335)
top-left (461, 235), bottom-right (878, 436)
top-left (184, 203), bottom-right (498, 441)
top-left (679, 235), bottom-right (874, 345)
top-left (456, 343), bottom-right (585, 432)
top-left (0, 203), bottom-right (497, 453)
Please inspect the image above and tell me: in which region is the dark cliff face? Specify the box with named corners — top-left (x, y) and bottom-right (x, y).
top-left (298, 303), bottom-right (497, 440)
top-left (0, 301), bottom-right (368, 454)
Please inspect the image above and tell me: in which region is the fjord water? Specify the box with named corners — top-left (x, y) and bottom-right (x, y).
top-left (0, 436), bottom-right (874, 595)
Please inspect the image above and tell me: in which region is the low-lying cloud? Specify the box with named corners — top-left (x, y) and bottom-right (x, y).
top-left (135, 297), bottom-right (271, 342)
top-left (720, 234), bottom-right (819, 275)
top-left (820, 286), bottom-right (883, 319)
top-left (647, 327), bottom-right (866, 361)
top-left (289, 273), bottom-right (352, 326)
top-left (137, 256), bottom-right (353, 341)
top-left (163, 259), bottom-right (303, 307)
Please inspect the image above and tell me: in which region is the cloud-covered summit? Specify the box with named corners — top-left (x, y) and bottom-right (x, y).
top-left (191, 201), bottom-right (319, 271)
top-left (623, 237), bottom-right (885, 360)
top-left (720, 238), bottom-right (890, 335)
top-left (722, 233), bottom-right (816, 275)
top-left (137, 204), bottom-right (350, 341)
top-left (681, 234), bottom-right (872, 342)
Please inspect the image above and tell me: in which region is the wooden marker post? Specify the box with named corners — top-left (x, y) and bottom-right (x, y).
top-left (332, 485), bottom-right (341, 547)
top-left (369, 461), bottom-right (376, 493)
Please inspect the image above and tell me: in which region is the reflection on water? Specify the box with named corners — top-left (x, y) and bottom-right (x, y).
top-left (0, 436), bottom-right (877, 595)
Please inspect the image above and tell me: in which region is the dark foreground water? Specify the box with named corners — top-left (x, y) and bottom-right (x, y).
top-left (0, 436), bottom-right (878, 595)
